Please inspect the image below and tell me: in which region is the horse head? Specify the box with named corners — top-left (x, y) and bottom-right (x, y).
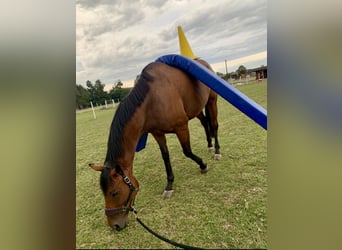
top-left (89, 163), bottom-right (139, 231)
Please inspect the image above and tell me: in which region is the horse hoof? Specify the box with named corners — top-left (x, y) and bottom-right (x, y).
top-left (208, 147), bottom-right (214, 152)
top-left (200, 166), bottom-right (208, 174)
top-left (162, 190), bottom-right (173, 199)
top-left (214, 154), bottom-right (222, 160)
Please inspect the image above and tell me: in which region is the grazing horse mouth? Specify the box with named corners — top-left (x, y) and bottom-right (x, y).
top-left (109, 215), bottom-right (129, 231)
top-left (113, 224), bottom-right (125, 231)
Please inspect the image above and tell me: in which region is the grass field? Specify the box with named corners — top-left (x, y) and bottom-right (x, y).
top-left (76, 81), bottom-right (267, 249)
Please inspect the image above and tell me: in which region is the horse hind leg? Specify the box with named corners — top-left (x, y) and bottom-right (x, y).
top-left (152, 133), bottom-right (174, 198)
top-left (197, 111), bottom-right (213, 152)
top-left (175, 124), bottom-right (208, 174)
top-left (205, 95), bottom-right (221, 160)
top-left (213, 127), bottom-right (221, 160)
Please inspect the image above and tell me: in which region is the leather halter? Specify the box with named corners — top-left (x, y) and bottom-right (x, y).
top-left (104, 174), bottom-right (138, 216)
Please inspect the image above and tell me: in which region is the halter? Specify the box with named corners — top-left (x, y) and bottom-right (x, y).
top-left (104, 174), bottom-right (138, 216)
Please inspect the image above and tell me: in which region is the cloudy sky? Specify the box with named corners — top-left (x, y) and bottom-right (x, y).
top-left (76, 0), bottom-right (267, 89)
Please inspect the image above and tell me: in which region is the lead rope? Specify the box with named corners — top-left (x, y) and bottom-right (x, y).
top-left (131, 208), bottom-right (203, 250)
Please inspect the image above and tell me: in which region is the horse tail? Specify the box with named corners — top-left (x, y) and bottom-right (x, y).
top-left (205, 105), bottom-right (214, 138)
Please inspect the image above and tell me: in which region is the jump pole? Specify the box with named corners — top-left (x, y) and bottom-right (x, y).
top-left (156, 54), bottom-right (267, 129)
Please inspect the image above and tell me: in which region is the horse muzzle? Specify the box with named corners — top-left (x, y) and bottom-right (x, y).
top-left (108, 215), bottom-right (129, 231)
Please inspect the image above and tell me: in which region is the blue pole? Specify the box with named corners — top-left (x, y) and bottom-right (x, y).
top-left (155, 54), bottom-right (267, 130)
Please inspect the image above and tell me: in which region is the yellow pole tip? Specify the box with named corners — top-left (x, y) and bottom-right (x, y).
top-left (177, 26), bottom-right (197, 59)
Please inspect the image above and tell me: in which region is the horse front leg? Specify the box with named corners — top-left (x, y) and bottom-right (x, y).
top-left (152, 133), bottom-right (174, 198)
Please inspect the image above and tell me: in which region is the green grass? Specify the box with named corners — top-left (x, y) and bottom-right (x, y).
top-left (76, 81), bottom-right (267, 249)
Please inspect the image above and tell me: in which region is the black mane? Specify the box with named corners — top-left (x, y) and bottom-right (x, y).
top-left (104, 65), bottom-right (153, 167)
top-left (99, 66), bottom-right (153, 194)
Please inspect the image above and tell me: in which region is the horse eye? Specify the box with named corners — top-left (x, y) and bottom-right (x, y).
top-left (110, 190), bottom-right (119, 198)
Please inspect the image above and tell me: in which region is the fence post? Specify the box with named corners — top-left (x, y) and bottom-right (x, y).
top-left (90, 101), bottom-right (96, 119)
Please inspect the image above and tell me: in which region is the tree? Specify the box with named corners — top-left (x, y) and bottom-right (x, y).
top-left (86, 79), bottom-right (108, 105)
top-left (236, 65), bottom-right (247, 78)
top-left (114, 80), bottom-right (123, 90)
top-left (216, 72), bottom-right (230, 81)
top-left (86, 80), bottom-right (96, 102)
top-left (94, 79), bottom-right (108, 104)
top-left (76, 84), bottom-right (90, 109)
top-left (216, 72), bottom-right (224, 78)
top-left (109, 80), bottom-right (128, 102)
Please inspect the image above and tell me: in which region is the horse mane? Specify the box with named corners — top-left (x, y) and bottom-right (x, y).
top-left (104, 64), bottom-right (153, 167)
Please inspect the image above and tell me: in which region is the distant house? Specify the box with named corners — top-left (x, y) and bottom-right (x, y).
top-left (249, 66), bottom-right (267, 80)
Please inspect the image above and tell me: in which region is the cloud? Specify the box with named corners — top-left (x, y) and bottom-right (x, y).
top-left (76, 0), bottom-right (267, 87)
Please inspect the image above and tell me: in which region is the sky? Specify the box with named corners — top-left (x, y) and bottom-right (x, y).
top-left (76, 0), bottom-right (267, 89)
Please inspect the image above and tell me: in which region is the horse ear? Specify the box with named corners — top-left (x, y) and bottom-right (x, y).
top-left (89, 163), bottom-right (105, 171)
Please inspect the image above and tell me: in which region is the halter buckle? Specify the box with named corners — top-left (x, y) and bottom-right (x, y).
top-left (123, 176), bottom-right (131, 184)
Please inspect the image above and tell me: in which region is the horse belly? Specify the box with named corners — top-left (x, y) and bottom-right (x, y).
top-left (144, 93), bottom-right (189, 133)
top-left (180, 81), bottom-right (210, 119)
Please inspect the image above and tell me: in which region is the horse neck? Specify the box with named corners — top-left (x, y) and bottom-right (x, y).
top-left (115, 109), bottom-right (146, 171)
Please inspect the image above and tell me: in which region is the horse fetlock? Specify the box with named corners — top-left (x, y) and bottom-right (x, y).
top-left (208, 147), bottom-right (214, 152)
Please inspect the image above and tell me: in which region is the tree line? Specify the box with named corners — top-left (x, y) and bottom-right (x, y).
top-left (76, 65), bottom-right (248, 110)
top-left (76, 79), bottom-right (131, 109)
top-left (216, 65), bottom-right (247, 80)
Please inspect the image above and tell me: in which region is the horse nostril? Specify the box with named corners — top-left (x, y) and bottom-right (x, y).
top-left (110, 217), bottom-right (128, 231)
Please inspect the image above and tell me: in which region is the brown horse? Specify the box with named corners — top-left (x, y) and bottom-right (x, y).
top-left (90, 58), bottom-right (220, 230)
